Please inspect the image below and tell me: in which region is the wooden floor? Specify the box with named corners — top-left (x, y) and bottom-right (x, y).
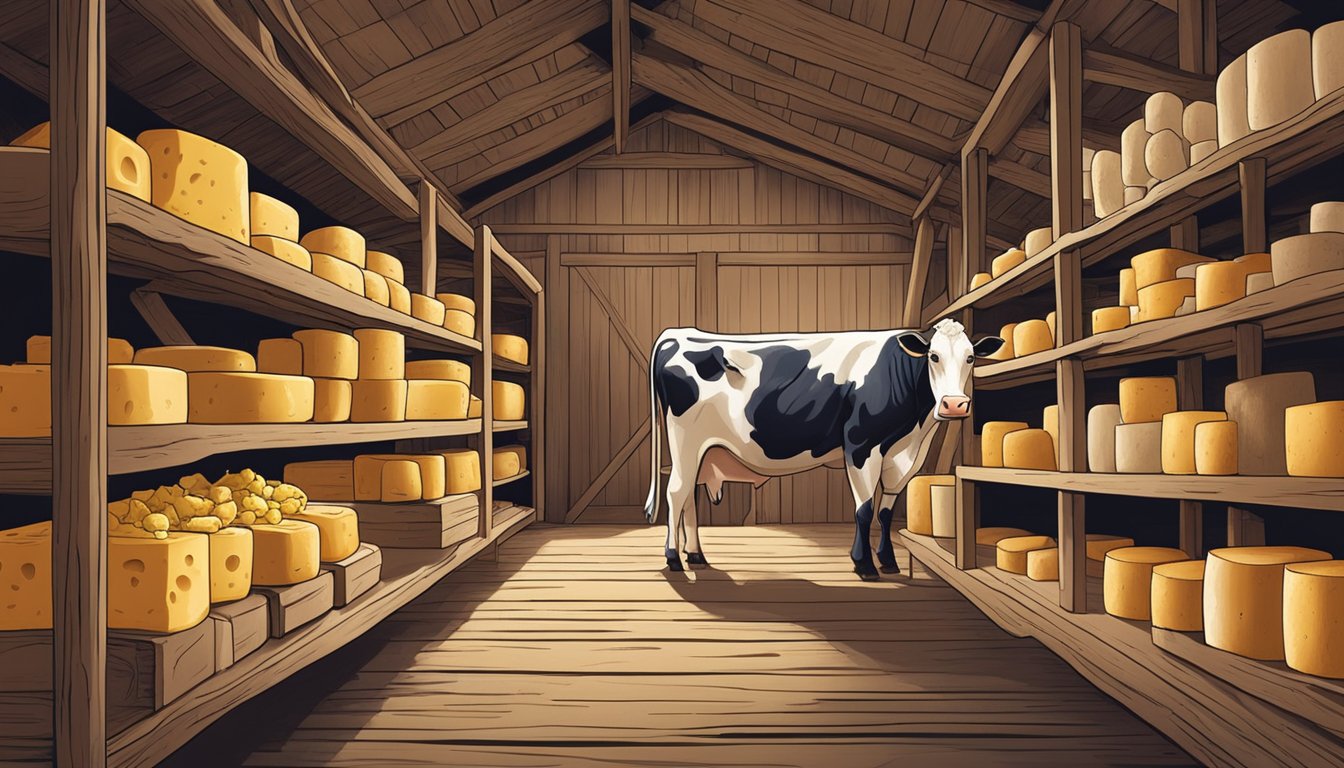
top-left (166, 525), bottom-right (1193, 767)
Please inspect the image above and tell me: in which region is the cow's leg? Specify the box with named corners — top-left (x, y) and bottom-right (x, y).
top-left (846, 456), bottom-right (884, 581)
top-left (875, 426), bottom-right (939, 573)
top-left (875, 490), bottom-right (900, 573)
top-left (682, 493), bottom-right (709, 568)
top-left (663, 442), bottom-right (698, 572)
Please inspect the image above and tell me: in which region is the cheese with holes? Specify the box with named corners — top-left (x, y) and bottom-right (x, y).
top-left (411, 294), bottom-right (446, 326)
top-left (406, 379), bottom-right (470, 420)
top-left (1194, 420), bottom-right (1238, 475)
top-left (0, 522), bottom-right (52, 629)
top-left (134, 345), bottom-right (255, 372)
top-left (249, 192), bottom-right (298, 240)
top-left (991, 249), bottom-right (1025, 277)
top-left (1206, 546), bottom-right (1331, 659)
top-left (137, 129), bottom-right (249, 243)
top-left (1026, 547), bottom-right (1058, 581)
top-left (1316, 21), bottom-right (1344, 99)
top-left (1218, 54), bottom-right (1251, 146)
top-left (405, 359), bottom-right (470, 386)
top-left (1103, 546), bottom-right (1187, 620)
top-left (493, 448), bottom-right (522, 481)
top-left (1271, 232), bottom-right (1344, 285)
top-left (905, 475), bottom-right (954, 536)
top-left (493, 334), bottom-right (529, 365)
top-left (108, 364), bottom-right (188, 425)
top-left (1121, 119), bottom-right (1154, 187)
top-left (1087, 404), bottom-right (1123, 472)
top-left (292, 329), bottom-right (359, 380)
top-left (187, 372), bottom-right (314, 424)
top-left (313, 252), bottom-right (365, 295)
top-left (444, 309), bottom-right (475, 337)
top-left (350, 379), bottom-right (407, 422)
top-left (1131, 248), bottom-right (1211, 289)
top-left (1003, 429), bottom-right (1056, 470)
top-left (437, 294), bottom-right (476, 315)
top-left (284, 460), bottom-right (355, 500)
top-left (258, 338), bottom-right (303, 375)
top-left (1190, 139), bottom-right (1218, 164)
top-left (287, 505), bottom-right (359, 563)
top-left (1195, 260), bottom-right (1251, 310)
top-left (1145, 129), bottom-right (1189, 181)
top-left (1119, 267), bottom-right (1138, 306)
top-left (1248, 30), bottom-right (1314, 130)
top-left (1145, 92), bottom-right (1183, 135)
top-left (976, 527), bottom-right (1031, 547)
top-left (1042, 404), bottom-right (1059, 458)
top-left (1091, 150), bottom-right (1124, 217)
top-left (15, 123), bottom-right (152, 202)
top-left (1161, 411), bottom-right (1228, 474)
top-left (1024, 228), bottom-right (1052, 258)
top-left (1286, 401), bottom-right (1344, 477)
top-left (207, 526), bottom-right (253, 604)
top-left (252, 235), bottom-right (312, 270)
top-left (1183, 101), bottom-right (1216, 144)
top-left (353, 328), bottom-right (405, 380)
top-left (301, 226), bottom-right (365, 268)
top-left (313, 378), bottom-right (352, 422)
top-left (388, 280), bottom-right (411, 314)
top-left (969, 272), bottom-right (992, 290)
top-left (930, 485), bottom-right (956, 538)
top-left (363, 270), bottom-right (391, 306)
top-left (1092, 307), bottom-right (1130, 334)
top-left (366, 251), bottom-right (404, 284)
top-left (997, 535), bottom-right (1055, 575)
top-left (442, 449), bottom-right (482, 494)
top-left (1012, 319), bottom-right (1053, 356)
top-left (1225, 372), bottom-right (1316, 474)
top-left (494, 380), bottom-right (526, 420)
top-left (1284, 560), bottom-right (1344, 677)
top-left (1311, 202), bottom-right (1344, 233)
top-left (1151, 559), bottom-right (1205, 632)
top-left (250, 520), bottom-right (321, 586)
top-left (108, 532), bottom-right (210, 632)
top-left (353, 456), bottom-right (423, 502)
top-left (1115, 422), bottom-right (1163, 473)
top-left (27, 335), bottom-right (133, 365)
top-left (1120, 376), bottom-right (1178, 424)
top-left (0, 365), bottom-right (50, 436)
top-left (980, 422), bottom-right (1028, 468)
top-left (468, 395), bottom-right (482, 418)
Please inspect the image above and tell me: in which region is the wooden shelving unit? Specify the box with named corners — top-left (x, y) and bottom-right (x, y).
top-left (493, 470), bottom-right (531, 487)
top-left (494, 420), bottom-right (530, 433)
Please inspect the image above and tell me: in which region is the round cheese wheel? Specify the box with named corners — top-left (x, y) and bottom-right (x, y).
top-left (1087, 403), bottom-right (1123, 473)
top-left (444, 309), bottom-right (476, 337)
top-left (134, 345), bottom-right (256, 373)
top-left (437, 293), bottom-right (476, 315)
top-left (1002, 428), bottom-right (1056, 470)
top-left (1270, 232), bottom-right (1344, 286)
top-left (404, 360), bottom-right (470, 386)
top-left (1024, 227), bottom-right (1052, 258)
top-left (1285, 401), bottom-right (1344, 477)
top-left (1151, 559), bottom-right (1205, 632)
top-left (411, 294), bottom-right (446, 326)
top-left (1091, 150), bottom-right (1124, 218)
top-left (1121, 118), bottom-right (1154, 187)
top-left (979, 421), bottom-right (1028, 468)
top-left (991, 249), bottom-right (1026, 278)
top-left (1247, 29), bottom-right (1314, 131)
top-left (291, 330), bottom-right (359, 380)
top-left (353, 328), bottom-right (406, 380)
top-left (362, 270), bottom-right (391, 307)
top-left (1136, 278), bottom-right (1195, 322)
top-left (493, 448), bottom-right (522, 480)
top-left (1189, 140), bottom-right (1218, 165)
top-left (1087, 534), bottom-right (1136, 562)
top-left (969, 272), bottom-right (992, 290)
top-left (187, 372), bottom-right (315, 423)
top-left (1309, 202), bottom-right (1344, 233)
top-left (1217, 54), bottom-right (1251, 146)
top-left (252, 236), bottom-right (312, 271)
top-left (301, 226), bottom-right (366, 268)
top-left (1205, 546), bottom-right (1331, 660)
top-left (1042, 404), bottom-right (1059, 456)
top-left (1194, 419), bottom-right (1238, 475)
top-left (1314, 20), bottom-right (1344, 99)
top-left (1146, 91), bottom-right (1184, 135)
top-left (108, 364), bottom-right (188, 425)
top-left (1284, 560), bottom-right (1344, 677)
top-left (493, 380), bottom-right (526, 421)
top-left (387, 280), bottom-right (411, 314)
top-left (906, 474), bottom-right (957, 536)
top-left (997, 535), bottom-right (1055, 575)
top-left (442, 449), bottom-right (483, 494)
top-left (493, 334), bottom-right (530, 365)
top-left (1182, 101), bottom-right (1217, 144)
top-left (1027, 547), bottom-right (1058, 581)
top-left (930, 484), bottom-right (957, 538)
top-left (1194, 260), bottom-right (1251, 310)
top-left (1044, 312), bottom-right (1056, 338)
top-left (1119, 267), bottom-right (1138, 305)
top-left (1115, 422), bottom-right (1163, 473)
top-left (1124, 186), bottom-right (1145, 205)
top-left (1012, 319), bottom-right (1053, 356)
top-left (1145, 129), bottom-right (1189, 182)
top-left (26, 335), bottom-right (134, 365)
top-left (1131, 248), bottom-right (1210, 289)
top-left (137, 129), bottom-right (249, 243)
top-left (312, 252), bottom-right (365, 295)
top-left (1103, 546), bottom-right (1188, 620)
top-left (1246, 271), bottom-right (1275, 294)
top-left (249, 192), bottom-right (298, 241)
top-left (1091, 306), bottom-right (1130, 335)
top-left (1119, 376), bottom-right (1177, 424)
top-left (1160, 411), bottom-right (1228, 474)
top-left (350, 379), bottom-right (408, 422)
top-left (975, 527), bottom-right (1032, 547)
top-left (406, 379), bottom-right (470, 420)
top-left (312, 378), bottom-right (352, 423)
top-left (365, 250), bottom-right (404, 284)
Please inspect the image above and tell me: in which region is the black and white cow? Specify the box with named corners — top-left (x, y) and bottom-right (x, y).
top-left (644, 318), bottom-right (1004, 580)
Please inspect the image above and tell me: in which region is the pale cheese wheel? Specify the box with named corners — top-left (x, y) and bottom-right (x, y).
top-left (1175, 263), bottom-right (1201, 281)
top-left (1128, 304), bottom-right (1140, 322)
top-left (1247, 29), bottom-right (1315, 131)
top-left (1091, 150), bottom-right (1124, 218)
top-left (969, 272), bottom-right (992, 290)
top-left (1027, 547), bottom-right (1058, 581)
top-left (405, 359), bottom-right (470, 386)
top-left (108, 364), bottom-right (188, 425)
top-left (284, 460), bottom-right (355, 500)
top-left (1225, 372), bottom-right (1316, 475)
top-left (929, 484), bottom-right (956, 538)
top-left (493, 380), bottom-right (526, 421)
top-left (257, 338), bottom-right (302, 375)
top-left (975, 527), bottom-right (1031, 547)
top-left (991, 248), bottom-right (1026, 278)
top-left (207, 526), bottom-right (253, 604)
top-left (354, 454), bottom-right (445, 501)
top-left (187, 372), bottom-right (314, 423)
top-left (1091, 306), bottom-right (1130, 334)
top-left (1087, 534), bottom-right (1135, 562)
top-left (1023, 228), bottom-right (1052, 258)
top-left (406, 379), bottom-right (470, 420)
top-left (1115, 422), bottom-right (1163, 473)
top-left (1182, 101), bottom-right (1217, 144)
top-left (108, 532), bottom-right (210, 632)
top-left (14, 123), bottom-right (151, 202)
top-left (1011, 319), bottom-right (1053, 356)
top-left (1314, 21), bottom-right (1344, 100)
top-left (134, 345), bottom-right (256, 372)
top-left (1120, 376), bottom-right (1177, 424)
top-left (411, 294), bottom-right (446, 326)
top-left (1194, 420), bottom-right (1238, 475)
top-left (252, 235), bottom-right (312, 271)
top-left (286, 505), bottom-right (359, 563)
top-left (1310, 202), bottom-right (1344, 233)
top-left (444, 309), bottom-right (476, 337)
top-left (987, 323), bottom-right (1016, 361)
top-left (353, 328), bottom-right (405, 380)
top-left (137, 129), bottom-right (249, 243)
top-left (1002, 429), bottom-right (1056, 470)
top-left (26, 335), bottom-right (133, 365)
top-left (1086, 404), bottom-right (1123, 473)
top-left (493, 448), bottom-right (522, 480)
top-left (1145, 92), bottom-right (1184, 135)
top-left (249, 192), bottom-right (299, 241)
top-left (493, 334), bottom-right (529, 365)
top-left (301, 226), bottom-right (366, 268)
top-left (365, 251), bottom-right (404, 284)
top-left (1119, 267), bottom-right (1138, 306)
top-left (1270, 232), bottom-right (1344, 285)
top-left (1136, 278), bottom-right (1194, 322)
top-left (1245, 271), bottom-right (1275, 294)
top-left (1151, 560), bottom-right (1205, 632)
top-left (437, 293), bottom-right (476, 315)
top-left (1131, 248), bottom-right (1210, 289)
top-left (350, 379), bottom-right (407, 423)
top-left (1160, 411), bottom-right (1227, 474)
top-left (1217, 54), bottom-right (1252, 146)
top-left (980, 422), bottom-right (1028, 467)
top-left (1124, 186), bottom-right (1145, 205)
top-left (1042, 404), bottom-right (1059, 457)
top-left (1195, 260), bottom-right (1251, 310)
top-left (1144, 129), bottom-right (1189, 182)
top-left (1175, 296), bottom-right (1196, 317)
top-left (313, 252), bottom-right (365, 295)
top-left (1121, 119), bottom-right (1154, 187)
top-left (362, 270), bottom-right (391, 306)
top-left (1205, 546), bottom-right (1331, 659)
top-left (442, 449), bottom-right (482, 494)
top-left (313, 378), bottom-right (352, 423)
top-left (1189, 140), bottom-right (1218, 164)
top-left (250, 520), bottom-right (321, 586)
top-left (388, 280), bottom-right (411, 314)
top-left (1284, 561), bottom-right (1344, 677)
top-left (1103, 546), bottom-right (1188, 620)
top-left (292, 329), bottom-right (359, 380)
top-left (997, 535), bottom-right (1055, 575)
top-left (1285, 401), bottom-right (1344, 477)
top-left (905, 474), bottom-right (954, 536)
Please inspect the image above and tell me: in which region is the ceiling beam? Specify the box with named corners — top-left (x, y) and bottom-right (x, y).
top-left (1083, 41), bottom-right (1215, 102)
top-left (1177, 0), bottom-right (1217, 76)
top-left (579, 151), bottom-right (754, 169)
top-left (912, 164), bottom-right (954, 222)
top-left (613, 0), bottom-right (632, 153)
top-left (988, 156), bottom-right (1052, 198)
top-left (1015, 118), bottom-right (1122, 154)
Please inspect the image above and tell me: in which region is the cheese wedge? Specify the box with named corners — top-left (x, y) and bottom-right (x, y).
top-left (26, 335), bottom-right (133, 364)
top-left (137, 129), bottom-right (249, 243)
top-left (249, 192), bottom-right (299, 241)
top-left (411, 294), bottom-right (446, 326)
top-left (0, 522), bottom-right (53, 629)
top-left (350, 379), bottom-right (407, 422)
top-left (134, 345), bottom-right (256, 372)
top-left (352, 328), bottom-right (405, 380)
top-left (291, 329), bottom-right (359, 380)
top-left (252, 235), bottom-right (312, 271)
top-left (14, 123), bottom-right (151, 202)
top-left (284, 460), bottom-right (355, 500)
top-left (406, 379), bottom-right (470, 420)
top-left (1103, 546), bottom-right (1187, 621)
top-left (108, 531), bottom-right (210, 632)
top-left (437, 293), bottom-right (476, 314)
top-left (905, 475), bottom-right (954, 536)
top-left (0, 365), bottom-right (50, 436)
top-left (313, 252), bottom-right (365, 295)
top-left (250, 520), bottom-right (321, 586)
top-left (187, 372), bottom-right (315, 423)
top-left (207, 526), bottom-right (253, 604)
top-left (442, 450), bottom-right (483, 494)
top-left (301, 226), bottom-right (366, 268)
top-left (286, 505), bottom-right (359, 563)
top-left (366, 250), bottom-right (404, 284)
top-left (1151, 560), bottom-right (1205, 632)
top-left (444, 309), bottom-right (475, 337)
top-left (404, 359), bottom-right (470, 386)
top-left (108, 364), bottom-right (188, 425)
top-left (313, 378), bottom-right (352, 423)
top-left (1205, 546), bottom-right (1331, 660)
top-left (493, 334), bottom-right (529, 365)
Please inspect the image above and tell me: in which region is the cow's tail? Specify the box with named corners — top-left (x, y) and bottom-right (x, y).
top-left (644, 342), bottom-right (663, 525)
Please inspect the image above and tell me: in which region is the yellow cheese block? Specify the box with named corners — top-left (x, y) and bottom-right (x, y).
top-left (362, 270), bottom-right (391, 306)
top-left (1194, 260), bottom-right (1249, 310)
top-left (366, 250), bottom-right (404, 284)
top-left (1045, 311), bottom-right (1056, 337)
top-left (0, 522), bottom-right (52, 629)
top-left (108, 531), bottom-right (210, 632)
top-left (929, 485), bottom-right (956, 538)
top-left (1118, 267), bottom-right (1138, 306)
top-left (1285, 401), bottom-right (1344, 477)
top-left (1247, 29), bottom-right (1314, 131)
top-left (1223, 372), bottom-right (1315, 475)
top-left (1160, 410), bottom-right (1228, 474)
top-left (353, 328), bottom-right (405, 380)
top-left (991, 249), bottom-right (1026, 278)
top-left (1205, 546), bottom-right (1331, 660)
top-left (350, 379), bottom-right (407, 422)
top-left (1270, 232), bottom-right (1344, 286)
top-left (134, 345), bottom-right (256, 373)
top-left (444, 309), bottom-right (476, 337)
top-left (468, 395), bottom-right (482, 419)
top-left (15, 123), bottom-right (152, 202)
top-left (904, 475), bottom-right (954, 536)
top-left (437, 293), bottom-right (476, 314)
top-left (1131, 249), bottom-right (1211, 289)
top-left (968, 272), bottom-right (992, 290)
top-left (493, 449), bottom-right (522, 480)
top-left (1151, 559), bottom-right (1205, 632)
top-left (249, 192), bottom-right (298, 241)
top-left (1183, 101), bottom-right (1217, 144)
top-left (251, 235), bottom-right (312, 270)
top-left (1145, 129), bottom-right (1189, 181)
top-left (357, 454), bottom-right (447, 501)
top-left (1119, 376), bottom-right (1177, 423)
top-left (0, 364), bottom-right (50, 436)
top-left (1115, 422), bottom-right (1163, 473)
top-left (996, 535), bottom-right (1055, 575)
top-left (411, 294), bottom-right (446, 326)
top-left (301, 226), bottom-right (366, 268)
top-left (404, 359), bottom-right (470, 386)
top-left (493, 334), bottom-right (529, 365)
top-left (987, 323), bottom-right (1016, 361)
top-left (980, 421), bottom-right (1028, 467)
top-left (1002, 429), bottom-right (1057, 470)
top-left (975, 527), bottom-right (1031, 547)
top-left (1012, 319), bottom-right (1053, 357)
top-left (495, 445), bottom-right (528, 472)
top-left (442, 449), bottom-right (482, 494)
top-left (1091, 307), bottom-right (1130, 334)
top-left (187, 372), bottom-right (315, 424)
top-left (250, 520), bottom-right (322, 586)
top-left (1194, 420), bottom-right (1238, 475)
top-left (493, 380), bottom-right (526, 420)
top-left (1284, 560), bottom-right (1344, 678)
top-left (313, 252), bottom-right (365, 295)
top-left (1317, 21), bottom-right (1344, 99)
top-left (387, 280), bottom-right (411, 314)
top-left (284, 460), bottom-right (355, 501)
top-left (1217, 53), bottom-right (1251, 146)
top-left (1087, 403), bottom-right (1123, 473)
top-left (287, 505), bottom-right (359, 563)
top-left (1102, 546), bottom-right (1188, 620)
top-left (1145, 91), bottom-right (1183, 135)
top-left (137, 129), bottom-right (249, 243)
top-left (1136, 278), bottom-right (1195, 322)
top-left (292, 329), bottom-right (359, 380)
top-left (27, 335), bottom-right (133, 364)
top-left (108, 364), bottom-right (188, 426)
top-left (406, 379), bottom-right (470, 420)
top-left (207, 526), bottom-right (253, 604)
top-left (257, 338), bottom-right (303, 375)
top-left (1091, 149), bottom-right (1124, 218)
top-left (1023, 227), bottom-right (1052, 257)
top-left (313, 378), bottom-right (352, 423)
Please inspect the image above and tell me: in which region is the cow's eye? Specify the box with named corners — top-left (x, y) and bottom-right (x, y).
top-left (929, 353), bottom-right (940, 363)
top-left (967, 355), bottom-right (975, 364)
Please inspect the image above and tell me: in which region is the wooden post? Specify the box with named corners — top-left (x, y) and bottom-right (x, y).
top-left (1049, 21), bottom-right (1082, 242)
top-left (474, 226), bottom-right (495, 538)
top-left (1229, 323), bottom-right (1265, 546)
top-left (1239, 158), bottom-right (1267, 254)
top-left (1177, 0), bottom-right (1218, 76)
top-left (420, 181), bottom-right (437, 296)
top-left (612, 0), bottom-right (631, 154)
top-left (695, 252), bottom-right (718, 331)
top-left (903, 217), bottom-right (934, 328)
top-left (946, 224), bottom-right (963, 301)
top-left (1057, 359), bottom-right (1087, 613)
top-left (961, 147), bottom-right (987, 283)
top-left (954, 477), bottom-right (978, 570)
top-left (544, 236), bottom-right (568, 523)
top-left (1176, 356), bottom-right (1204, 557)
top-left (130, 288), bottom-right (194, 345)
top-left (1170, 216), bottom-right (1199, 251)
top-left (532, 286), bottom-right (546, 524)
top-left (51, 0), bottom-right (108, 764)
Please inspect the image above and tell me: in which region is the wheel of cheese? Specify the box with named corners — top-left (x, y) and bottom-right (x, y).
top-left (1285, 401), bottom-right (1344, 477)
top-left (1314, 20), bottom-right (1344, 99)
top-left (1145, 129), bottom-right (1189, 182)
top-left (26, 335), bottom-right (133, 365)
top-left (404, 359), bottom-right (470, 386)
top-left (1115, 422), bottom-right (1163, 473)
top-left (1284, 560), bottom-right (1344, 678)
top-left (1225, 372), bottom-right (1316, 475)
top-left (108, 365), bottom-right (188, 425)
top-left (437, 293), bottom-right (476, 315)
top-left (1042, 404), bottom-right (1059, 456)
top-left (1194, 260), bottom-right (1251, 310)
top-left (252, 235), bottom-right (312, 271)
top-left (991, 248), bottom-right (1026, 278)
top-left (996, 535), bottom-right (1055, 575)
top-left (362, 270), bottom-right (391, 306)
top-left (250, 520), bottom-right (321, 586)
top-left (1024, 228), bottom-right (1052, 258)
top-left (301, 226), bottom-right (366, 268)
top-left (354, 454), bottom-right (446, 501)
top-left (284, 459), bottom-right (354, 501)
top-left (1217, 54), bottom-right (1251, 146)
top-left (1177, 297), bottom-right (1196, 318)
top-left (980, 422), bottom-right (1028, 468)
top-left (365, 250), bottom-right (404, 284)
top-left (313, 378), bottom-right (352, 422)
top-left (406, 379), bottom-right (470, 420)
top-left (1120, 376), bottom-right (1177, 424)
top-left (1044, 312), bottom-right (1056, 338)
top-left (1182, 101), bottom-right (1217, 144)
top-left (1027, 547), bottom-right (1058, 581)
top-left (249, 192), bottom-right (299, 241)
top-left (109, 532), bottom-right (210, 631)
top-left (1247, 29), bottom-right (1315, 131)
top-left (987, 323), bottom-right (1016, 361)
top-left (350, 379), bottom-right (408, 422)
top-left (444, 309), bottom-right (476, 337)
top-left (0, 522), bottom-right (53, 629)
top-left (493, 334), bottom-right (530, 365)
top-left (1012, 319), bottom-right (1053, 357)
top-left (975, 527), bottom-right (1031, 547)
top-left (187, 372), bottom-right (315, 423)
top-left (134, 345), bottom-right (256, 372)
top-left (1121, 119), bottom-right (1154, 188)
top-left (1091, 307), bottom-right (1130, 335)
top-left (493, 448), bottom-right (522, 481)
top-left (442, 450), bottom-right (483, 494)
top-left (353, 328), bottom-right (405, 380)
top-left (1151, 560), bottom-right (1205, 632)
top-left (496, 445), bottom-right (528, 471)
top-left (286, 505), bottom-right (359, 563)
top-left (137, 129), bottom-right (249, 243)
top-left (1002, 428), bottom-right (1057, 470)
top-left (929, 485), bottom-right (956, 538)
top-left (0, 365), bottom-right (49, 435)
top-left (1245, 271), bottom-right (1274, 295)
top-left (1087, 404), bottom-right (1123, 472)
top-left (969, 272), bottom-right (992, 290)
top-left (292, 330), bottom-right (359, 380)
top-left (1091, 150), bottom-right (1124, 218)
top-left (312, 252), bottom-right (365, 295)
top-left (258, 338), bottom-right (303, 375)
top-left (387, 280), bottom-right (411, 314)
top-left (1205, 546), bottom-right (1331, 659)
top-left (1124, 186), bottom-right (1145, 206)
top-left (1136, 278), bottom-right (1194, 322)
top-left (1235, 251), bottom-right (1272, 272)
top-left (468, 395), bottom-right (482, 419)
top-left (411, 294), bottom-right (446, 326)
top-left (494, 381), bottom-right (526, 420)
top-left (1145, 91), bottom-right (1184, 135)
top-left (1160, 411), bottom-right (1228, 474)
top-left (1087, 534), bottom-right (1136, 562)
top-left (1174, 262), bottom-right (1201, 281)
top-left (14, 123), bottom-right (152, 203)
top-left (1189, 140), bottom-right (1218, 164)
top-left (1103, 546), bottom-right (1187, 620)
top-left (1118, 267), bottom-right (1137, 306)
top-left (207, 526), bottom-right (253, 604)
top-left (1270, 232), bottom-right (1344, 285)
top-left (1130, 248), bottom-right (1210, 289)
top-left (1194, 420), bottom-right (1238, 475)
top-left (1310, 202), bottom-right (1344, 233)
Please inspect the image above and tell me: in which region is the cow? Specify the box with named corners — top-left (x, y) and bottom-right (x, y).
top-left (643, 318), bottom-right (1004, 580)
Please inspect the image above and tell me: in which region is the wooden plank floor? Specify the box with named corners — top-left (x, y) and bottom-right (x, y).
top-left (165, 525), bottom-right (1193, 767)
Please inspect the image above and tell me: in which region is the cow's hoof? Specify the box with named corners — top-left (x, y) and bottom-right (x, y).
top-left (879, 563), bottom-right (902, 574)
top-left (686, 552), bottom-right (710, 568)
top-left (666, 548), bottom-right (685, 572)
top-left (853, 561), bottom-right (881, 581)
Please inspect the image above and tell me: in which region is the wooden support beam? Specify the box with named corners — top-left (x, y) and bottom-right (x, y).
top-left (613, 0), bottom-right (631, 154)
top-left (962, 147), bottom-right (989, 281)
top-left (579, 151), bottom-right (753, 170)
top-left (463, 133), bottom-right (618, 221)
top-left (1050, 22), bottom-right (1084, 243)
top-left (1170, 215), bottom-right (1200, 250)
top-left (1016, 118), bottom-right (1122, 155)
top-left (962, 29), bottom-right (1049, 157)
top-left (1083, 42), bottom-right (1215, 102)
top-left (0, 41), bottom-right (50, 99)
top-left (52, 0), bottom-right (108, 763)
top-left (544, 236), bottom-right (568, 523)
top-left (487, 220), bottom-right (909, 236)
top-left (473, 227), bottom-right (495, 538)
top-left (130, 288), bottom-right (194, 345)
top-left (1177, 0), bottom-right (1218, 76)
top-left (220, 0), bottom-right (280, 62)
top-left (988, 157), bottom-right (1052, 199)
top-left (955, 477), bottom-right (978, 569)
top-left (420, 182), bottom-right (437, 297)
top-left (1228, 323), bottom-right (1264, 546)
top-left (904, 218), bottom-right (935, 328)
top-left (1240, 157), bottom-right (1267, 253)
top-left (946, 224), bottom-right (964, 301)
top-left (913, 166), bottom-right (954, 222)
top-left (1057, 360), bottom-right (1086, 613)
top-left (1176, 355), bottom-right (1205, 557)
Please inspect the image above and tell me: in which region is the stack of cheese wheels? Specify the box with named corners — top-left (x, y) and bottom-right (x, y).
top-left (1131, 248), bottom-right (1212, 290)
top-left (286, 505), bottom-right (359, 563)
top-left (1151, 559), bottom-right (1205, 632)
top-left (997, 535), bottom-right (1055, 575)
top-left (351, 329), bottom-right (407, 422)
top-left (410, 293), bottom-right (446, 326)
top-left (205, 526), bottom-right (253, 604)
top-left (980, 421), bottom-right (1028, 467)
top-left (1284, 560), bottom-right (1344, 677)
top-left (1160, 410), bottom-right (1228, 474)
top-left (259, 330), bottom-right (357, 423)
top-left (1114, 377), bottom-right (1177, 473)
top-left (1247, 30), bottom-right (1315, 131)
top-left (1193, 252), bottom-right (1272, 311)
top-left (405, 359), bottom-right (472, 421)
top-left (354, 454), bottom-right (447, 502)
top-left (987, 323), bottom-right (1016, 361)
top-left (1205, 546), bottom-right (1331, 659)
top-left (1225, 372), bottom-right (1316, 474)
top-left (1086, 404), bottom-right (1124, 472)
top-left (493, 334), bottom-right (530, 365)
top-left (991, 249), bottom-right (1026, 278)
top-left (442, 449), bottom-right (483, 494)
top-left (1103, 546), bottom-right (1188, 620)
top-left (135, 345), bottom-right (315, 424)
top-left (1012, 319), bottom-right (1053, 357)
top-left (1318, 21), bottom-right (1344, 99)
top-left (1002, 428), bottom-right (1056, 470)
top-left (12, 122), bottom-right (151, 202)
top-left (249, 192), bottom-right (311, 270)
top-left (1091, 150), bottom-right (1124, 218)
top-left (1285, 401), bottom-right (1344, 477)
top-left (302, 226), bottom-right (367, 297)
top-left (969, 272), bottom-right (992, 290)
top-left (137, 129), bottom-right (249, 243)
top-left (1184, 101), bottom-right (1218, 164)
top-left (22, 335), bottom-right (189, 428)
top-left (366, 251), bottom-right (411, 314)
top-left (1023, 227), bottom-right (1052, 258)
top-left (250, 519), bottom-right (322, 586)
top-left (439, 293), bottom-right (477, 337)
top-left (494, 380), bottom-right (526, 421)
top-left (905, 475), bottom-right (954, 536)
top-left (493, 445), bottom-right (528, 481)
top-left (1217, 53), bottom-right (1252, 146)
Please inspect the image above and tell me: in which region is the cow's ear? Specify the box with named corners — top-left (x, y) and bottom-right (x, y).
top-left (897, 331), bottom-right (930, 357)
top-left (973, 336), bottom-right (1006, 358)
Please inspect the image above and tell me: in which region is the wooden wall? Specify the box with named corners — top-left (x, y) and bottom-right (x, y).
top-left (480, 119), bottom-right (912, 525)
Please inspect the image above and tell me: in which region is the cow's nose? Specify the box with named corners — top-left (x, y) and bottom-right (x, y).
top-left (938, 395), bottom-right (971, 419)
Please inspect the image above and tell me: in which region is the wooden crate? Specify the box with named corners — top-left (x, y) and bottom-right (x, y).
top-left (322, 543), bottom-right (383, 607)
top-left (208, 594), bottom-right (269, 672)
top-left (338, 493), bottom-right (479, 549)
top-left (255, 573), bottom-right (335, 638)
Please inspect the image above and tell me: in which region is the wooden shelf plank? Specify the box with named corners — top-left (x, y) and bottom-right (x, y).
top-left (957, 466), bottom-right (1344, 512)
top-left (492, 469), bottom-right (531, 488)
top-left (494, 420), bottom-right (529, 433)
top-left (492, 357), bottom-right (532, 374)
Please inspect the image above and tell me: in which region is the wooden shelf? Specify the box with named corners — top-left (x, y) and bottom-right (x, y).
top-left (493, 420), bottom-right (529, 433)
top-left (492, 470), bottom-right (530, 487)
top-left (492, 356), bottom-right (532, 373)
top-left (957, 466), bottom-right (1344, 512)
top-left (106, 504), bottom-right (534, 768)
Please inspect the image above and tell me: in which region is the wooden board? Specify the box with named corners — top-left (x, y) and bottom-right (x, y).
top-left (323, 494), bottom-right (479, 549)
top-left (321, 543), bottom-right (383, 608)
top-left (255, 574), bottom-right (335, 638)
top-left (209, 594), bottom-right (269, 673)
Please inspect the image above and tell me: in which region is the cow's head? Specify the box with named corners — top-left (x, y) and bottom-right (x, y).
top-left (896, 318), bottom-right (1004, 420)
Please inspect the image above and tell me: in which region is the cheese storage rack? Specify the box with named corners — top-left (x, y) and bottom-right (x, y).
top-left (0, 2), bottom-right (543, 765)
top-left (897, 16), bottom-right (1344, 768)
